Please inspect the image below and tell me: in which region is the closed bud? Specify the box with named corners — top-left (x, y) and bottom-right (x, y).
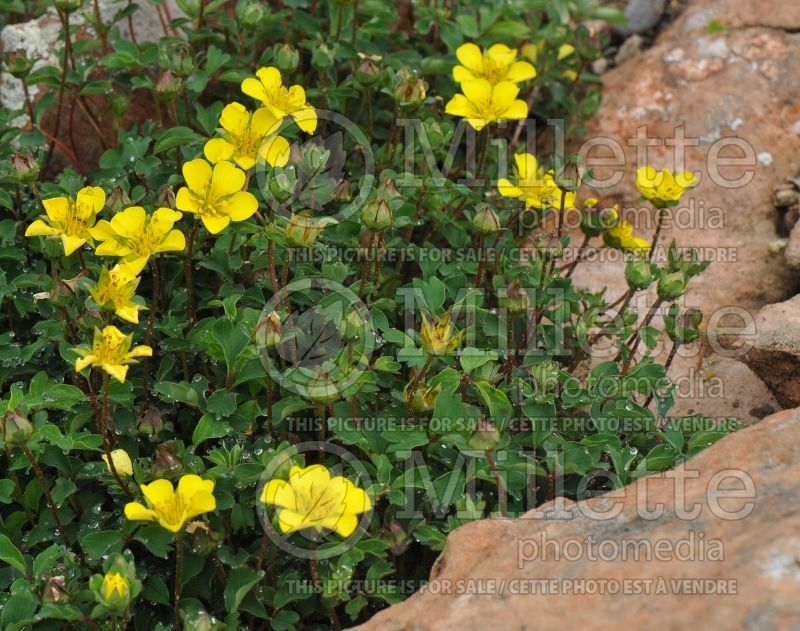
top-left (186, 521), bottom-right (221, 556)
top-left (467, 418), bottom-right (500, 451)
top-left (256, 310), bottom-right (283, 347)
top-left (311, 42), bottom-right (336, 70)
top-left (285, 212), bottom-right (334, 248)
top-left (555, 160), bottom-right (581, 192)
top-left (502, 281), bottom-right (530, 315)
top-left (155, 70), bottom-right (183, 100)
top-left (42, 575), bottom-right (69, 604)
top-left (339, 310), bottom-right (365, 341)
top-left (392, 68), bottom-right (426, 108)
top-left (403, 381), bottom-right (439, 414)
top-left (152, 443), bottom-right (183, 479)
top-left (360, 198), bottom-right (393, 231)
top-left (268, 169), bottom-right (297, 203)
top-left (156, 185), bottom-right (175, 209)
top-left (354, 53), bottom-right (382, 85)
top-left (301, 144), bottom-right (330, 173)
top-left (11, 150), bottom-right (39, 184)
top-left (137, 405), bottom-right (164, 437)
top-left (625, 259), bottom-right (652, 290)
top-left (54, 0), bottom-right (84, 13)
top-left (238, 2), bottom-right (265, 28)
top-left (4, 50), bottom-right (34, 79)
top-left (531, 360), bottom-right (560, 396)
top-left (377, 177), bottom-right (401, 202)
top-left (90, 553), bottom-right (140, 614)
top-left (471, 204), bottom-right (500, 235)
top-left (657, 271), bottom-right (687, 301)
top-left (306, 370), bottom-right (341, 405)
top-left (332, 179), bottom-right (352, 202)
top-left (274, 44), bottom-right (299, 73)
top-left (2, 411), bottom-right (33, 446)
top-left (107, 186), bottom-right (132, 213)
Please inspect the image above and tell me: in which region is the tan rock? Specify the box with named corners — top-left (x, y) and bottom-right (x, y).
top-left (356, 407), bottom-right (800, 630)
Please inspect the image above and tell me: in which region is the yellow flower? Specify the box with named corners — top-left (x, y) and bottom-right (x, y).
top-left (445, 79), bottom-right (528, 131)
top-left (498, 153), bottom-right (575, 209)
top-left (89, 267), bottom-right (145, 324)
top-left (90, 206), bottom-right (185, 275)
top-left (73, 325), bottom-right (152, 383)
top-left (521, 42), bottom-right (578, 81)
top-left (453, 43), bottom-right (536, 85)
top-left (175, 159), bottom-right (259, 234)
top-left (102, 449), bottom-right (133, 477)
top-left (25, 186), bottom-right (105, 255)
top-left (420, 312), bottom-right (463, 356)
top-left (603, 206), bottom-right (651, 256)
top-left (260, 464), bottom-right (371, 537)
top-left (204, 102), bottom-right (291, 170)
top-left (101, 572), bottom-right (130, 605)
top-left (636, 166), bottom-right (696, 209)
top-left (241, 66), bottom-right (317, 133)
top-left (124, 474), bottom-right (216, 533)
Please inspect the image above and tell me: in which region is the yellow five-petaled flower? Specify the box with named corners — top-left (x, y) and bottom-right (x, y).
top-left (25, 186), bottom-right (105, 255)
top-left (204, 101), bottom-right (290, 170)
top-left (498, 153), bottom-right (574, 210)
top-left (176, 159), bottom-right (259, 234)
top-left (124, 474), bottom-right (217, 534)
top-left (445, 79), bottom-right (528, 131)
top-left (420, 312), bottom-right (463, 356)
top-left (241, 66), bottom-right (317, 133)
top-left (636, 166), bottom-right (696, 209)
top-left (603, 206), bottom-right (651, 256)
top-left (260, 464), bottom-right (371, 537)
top-left (453, 43), bottom-right (536, 85)
top-left (73, 325), bottom-right (152, 383)
top-left (89, 266), bottom-right (146, 324)
top-left (90, 206), bottom-right (185, 275)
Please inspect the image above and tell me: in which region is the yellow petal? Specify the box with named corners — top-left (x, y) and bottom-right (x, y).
top-left (218, 101), bottom-right (250, 136)
top-left (486, 43), bottom-right (516, 66)
top-left (101, 363), bottom-right (129, 383)
top-left (491, 81), bottom-right (520, 110)
top-left (211, 161), bottom-right (245, 196)
top-left (62, 234), bottom-right (86, 256)
top-left (89, 219), bottom-right (116, 242)
top-left (204, 138), bottom-right (235, 164)
top-left (499, 98), bottom-right (528, 121)
top-left (141, 479), bottom-right (176, 508)
top-left (328, 513), bottom-right (358, 537)
top-left (155, 229), bottom-right (186, 253)
top-left (251, 108), bottom-right (282, 137)
top-left (444, 94), bottom-right (473, 118)
top-left (452, 65), bottom-right (477, 83)
top-left (260, 479), bottom-right (297, 510)
top-left (506, 61), bottom-right (537, 83)
top-left (183, 159), bottom-right (213, 194)
top-left (276, 509), bottom-right (308, 533)
top-left (260, 136), bottom-right (290, 167)
top-left (112, 206), bottom-right (146, 239)
top-left (456, 43), bottom-right (484, 73)
top-left (515, 153), bottom-right (538, 180)
top-left (77, 186), bottom-right (106, 214)
top-left (42, 197), bottom-right (68, 223)
top-left (183, 490), bottom-right (216, 521)
top-left (292, 107), bottom-right (317, 134)
top-left (25, 219), bottom-right (58, 237)
top-left (177, 474), bottom-right (215, 499)
top-left (124, 502), bottom-right (157, 523)
top-left (241, 77), bottom-right (268, 103)
top-left (75, 355), bottom-right (96, 373)
top-left (115, 304), bottom-right (141, 324)
top-left (461, 78), bottom-right (492, 105)
top-left (201, 215), bottom-right (231, 234)
top-left (226, 191), bottom-right (258, 222)
top-left (127, 345), bottom-right (153, 359)
top-left (497, 178), bottom-right (523, 198)
top-left (175, 188), bottom-right (199, 213)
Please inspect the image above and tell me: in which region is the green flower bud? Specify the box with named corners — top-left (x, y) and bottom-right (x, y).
top-left (311, 42), bottom-right (336, 70)
top-left (339, 310), bottom-right (365, 341)
top-left (54, 0), bottom-right (84, 13)
top-left (152, 443), bottom-right (183, 479)
top-left (238, 2), bottom-right (265, 28)
top-left (187, 521), bottom-right (221, 556)
top-left (554, 160), bottom-right (581, 193)
top-left (256, 310), bottom-right (283, 347)
top-left (89, 553), bottom-right (140, 614)
top-left (268, 169), bottom-right (297, 203)
top-left (11, 151), bottom-right (39, 184)
top-left (306, 371), bottom-right (341, 405)
top-left (274, 43), bottom-right (299, 73)
top-left (625, 259), bottom-right (653, 290)
top-left (2, 411), bottom-right (33, 446)
top-left (392, 68), bottom-right (426, 108)
top-left (301, 144), bottom-right (330, 173)
top-left (467, 418), bottom-right (500, 451)
top-left (360, 198), bottom-right (393, 231)
top-left (155, 70), bottom-right (183, 100)
top-left (531, 360), bottom-right (560, 396)
top-left (471, 204), bottom-right (501, 235)
top-left (657, 271), bottom-right (687, 301)
top-left (4, 50), bottom-right (34, 79)
top-left (501, 281), bottom-right (530, 315)
top-left (137, 405), bottom-right (163, 437)
top-left (107, 185), bottom-right (132, 213)
top-left (354, 53), bottom-right (382, 85)
top-left (156, 185), bottom-right (175, 209)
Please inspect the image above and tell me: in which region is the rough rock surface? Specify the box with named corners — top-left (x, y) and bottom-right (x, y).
top-left (622, 0), bottom-right (667, 35)
top-left (785, 219), bottom-right (800, 268)
top-left (566, 0), bottom-right (800, 423)
top-left (356, 406), bottom-right (800, 630)
top-left (744, 294), bottom-right (800, 407)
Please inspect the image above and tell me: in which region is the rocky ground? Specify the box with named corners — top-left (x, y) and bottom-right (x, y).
top-left (357, 0), bottom-right (800, 627)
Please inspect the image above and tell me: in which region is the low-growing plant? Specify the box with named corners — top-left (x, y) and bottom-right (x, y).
top-left (0, 0), bottom-right (739, 629)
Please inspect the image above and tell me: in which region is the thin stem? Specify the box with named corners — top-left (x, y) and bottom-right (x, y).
top-left (351, 0), bottom-right (359, 43)
top-left (184, 222), bottom-right (198, 323)
top-left (405, 356), bottom-right (432, 409)
top-left (486, 449), bottom-right (507, 516)
top-left (334, 3), bottom-right (344, 42)
top-left (618, 299), bottom-right (663, 373)
top-left (563, 233), bottom-right (590, 278)
top-left (141, 258), bottom-right (160, 406)
top-left (174, 532), bottom-right (184, 630)
top-left (648, 208), bottom-right (667, 262)
top-left (102, 374), bottom-right (133, 500)
top-left (4, 445), bottom-right (34, 524)
top-left (644, 342), bottom-right (678, 410)
top-left (310, 540), bottom-right (341, 631)
top-left (21, 446), bottom-right (75, 553)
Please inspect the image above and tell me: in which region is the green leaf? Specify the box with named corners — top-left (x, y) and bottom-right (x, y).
top-left (224, 567), bottom-right (263, 614)
top-left (206, 390), bottom-right (238, 419)
top-left (192, 413), bottom-right (231, 446)
top-left (0, 534), bottom-right (27, 576)
top-left (211, 317), bottom-right (250, 374)
top-left (153, 126), bottom-right (204, 153)
top-left (1, 590), bottom-right (38, 629)
top-left (459, 347), bottom-right (499, 374)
